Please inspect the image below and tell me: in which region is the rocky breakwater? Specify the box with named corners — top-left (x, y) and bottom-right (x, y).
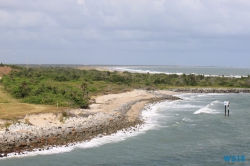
top-left (0, 112), bottom-right (141, 157)
top-left (170, 88), bottom-right (250, 93)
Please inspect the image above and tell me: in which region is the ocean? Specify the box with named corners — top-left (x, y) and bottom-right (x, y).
top-left (113, 66), bottom-right (250, 78)
top-left (1, 66), bottom-right (250, 165)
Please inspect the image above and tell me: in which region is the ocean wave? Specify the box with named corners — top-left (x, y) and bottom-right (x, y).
top-left (175, 94), bottom-right (195, 100)
top-left (175, 93), bottom-right (212, 101)
top-left (193, 107), bottom-right (219, 114)
top-left (159, 100), bottom-right (200, 109)
top-left (169, 104), bottom-right (200, 109)
top-left (176, 94), bottom-right (227, 102)
top-left (193, 100), bottom-right (221, 114)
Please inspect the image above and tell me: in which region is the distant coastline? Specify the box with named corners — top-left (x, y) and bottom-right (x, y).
top-left (110, 66), bottom-right (250, 78)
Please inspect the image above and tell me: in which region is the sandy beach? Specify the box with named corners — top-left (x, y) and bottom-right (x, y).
top-left (16, 89), bottom-right (178, 128)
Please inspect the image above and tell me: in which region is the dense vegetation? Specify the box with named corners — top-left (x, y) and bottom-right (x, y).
top-left (1, 66), bottom-right (250, 108)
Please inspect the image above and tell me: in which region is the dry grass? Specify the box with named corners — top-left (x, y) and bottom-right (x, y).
top-left (0, 103), bottom-right (66, 119)
top-left (0, 84), bottom-right (66, 119)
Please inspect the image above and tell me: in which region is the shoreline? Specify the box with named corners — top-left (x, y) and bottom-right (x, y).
top-left (0, 90), bottom-right (180, 158)
top-left (2, 86), bottom-right (248, 158)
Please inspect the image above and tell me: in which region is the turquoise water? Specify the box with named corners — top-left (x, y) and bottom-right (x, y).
top-left (1, 66), bottom-right (250, 165)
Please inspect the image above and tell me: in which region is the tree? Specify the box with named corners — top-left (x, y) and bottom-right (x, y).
top-left (14, 81), bottom-right (31, 98)
top-left (81, 82), bottom-right (88, 97)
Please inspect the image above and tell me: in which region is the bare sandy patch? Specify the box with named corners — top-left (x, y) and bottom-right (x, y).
top-left (22, 113), bottom-right (62, 127)
top-left (88, 89), bottom-right (179, 120)
top-left (90, 89), bottom-right (154, 113)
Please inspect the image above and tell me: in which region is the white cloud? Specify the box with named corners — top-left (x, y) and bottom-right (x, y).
top-left (180, 0), bottom-right (204, 10)
top-left (77, 0), bottom-right (85, 6)
top-left (1, 0), bottom-right (250, 66)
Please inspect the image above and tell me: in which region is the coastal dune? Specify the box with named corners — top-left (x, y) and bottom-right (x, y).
top-left (0, 90), bottom-right (179, 157)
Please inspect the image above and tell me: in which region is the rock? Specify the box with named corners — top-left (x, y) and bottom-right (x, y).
top-left (0, 100), bottom-right (152, 155)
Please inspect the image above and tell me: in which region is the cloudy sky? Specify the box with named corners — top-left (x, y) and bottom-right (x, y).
top-left (1, 0), bottom-right (250, 67)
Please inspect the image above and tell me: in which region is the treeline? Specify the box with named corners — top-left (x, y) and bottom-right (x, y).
top-left (1, 66), bottom-right (250, 108)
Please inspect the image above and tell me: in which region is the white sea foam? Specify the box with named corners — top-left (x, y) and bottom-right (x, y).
top-left (176, 93), bottom-right (227, 102)
top-left (175, 94), bottom-right (197, 101)
top-left (182, 118), bottom-right (193, 122)
top-left (113, 67), bottom-right (162, 74)
top-left (193, 100), bottom-right (221, 114)
top-left (5, 145), bottom-right (75, 159)
top-left (113, 67), bottom-right (186, 75)
top-left (193, 107), bottom-right (219, 114)
top-left (170, 103), bottom-right (200, 109)
top-left (77, 104), bottom-right (164, 148)
top-left (205, 93), bottom-right (227, 96)
top-left (159, 100), bottom-right (200, 109)
top-left (112, 67), bottom-right (248, 78)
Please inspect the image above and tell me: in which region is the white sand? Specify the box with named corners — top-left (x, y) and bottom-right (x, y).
top-left (22, 113), bottom-right (62, 127)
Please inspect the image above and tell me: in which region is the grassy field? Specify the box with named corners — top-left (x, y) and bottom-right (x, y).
top-left (0, 84), bottom-right (65, 119)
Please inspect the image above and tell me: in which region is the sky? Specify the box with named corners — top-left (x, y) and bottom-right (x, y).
top-left (1, 0), bottom-right (250, 67)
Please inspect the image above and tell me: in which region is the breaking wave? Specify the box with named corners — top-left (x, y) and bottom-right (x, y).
top-left (193, 100), bottom-right (221, 114)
